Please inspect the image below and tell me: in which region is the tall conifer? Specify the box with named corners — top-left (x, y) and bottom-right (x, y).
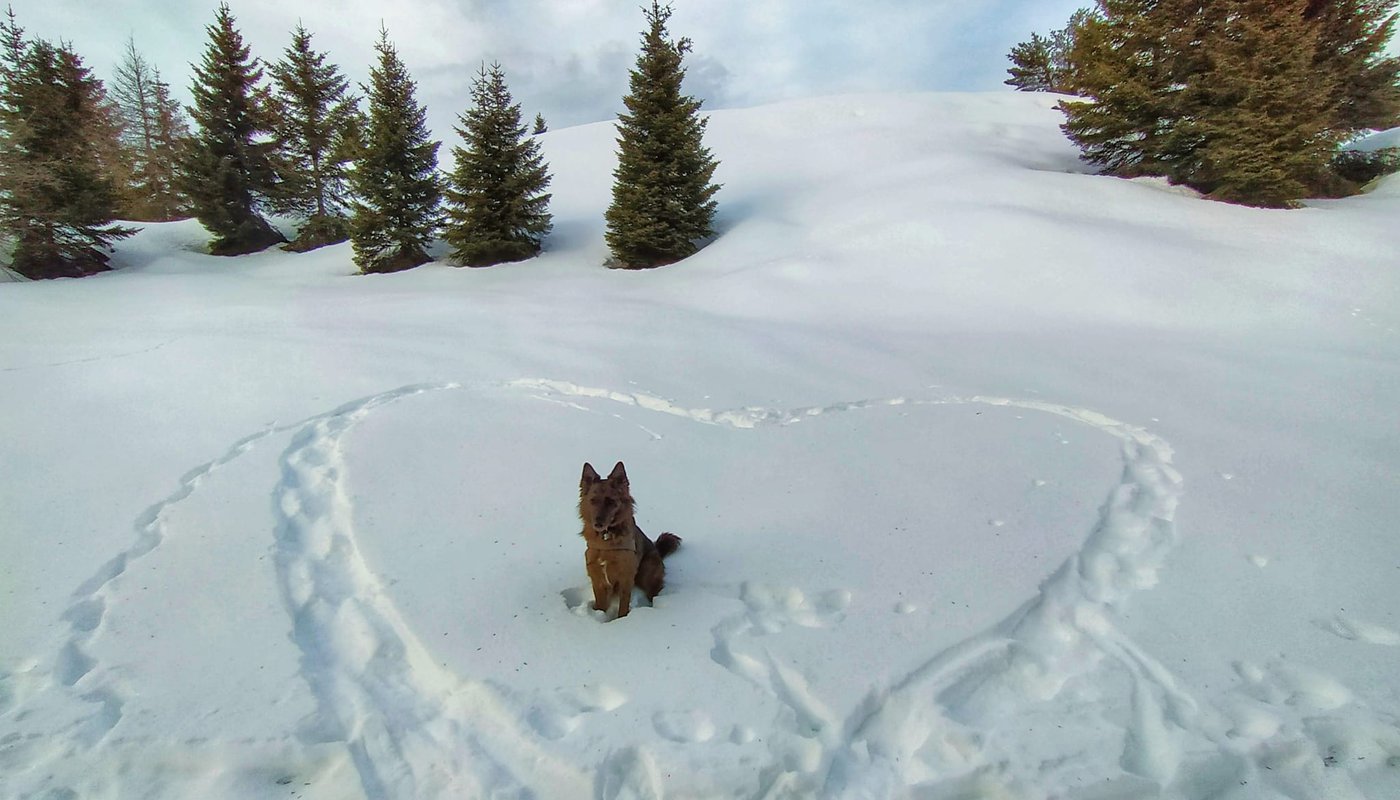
top-left (111, 37), bottom-right (189, 220)
top-left (148, 70), bottom-right (192, 218)
top-left (444, 63), bottom-right (552, 267)
top-left (1005, 34), bottom-right (1056, 92)
top-left (604, 1), bottom-right (720, 269)
top-left (0, 33), bottom-right (134, 278)
top-left (348, 27), bottom-right (441, 274)
top-left (269, 23), bottom-right (361, 251)
top-left (1307, 0), bottom-right (1400, 136)
top-left (1006, 9), bottom-right (1100, 94)
top-left (182, 2), bottom-right (284, 255)
top-left (1181, 0), bottom-right (1340, 206)
top-left (1059, 0), bottom-right (1399, 205)
top-left (1059, 0), bottom-right (1182, 177)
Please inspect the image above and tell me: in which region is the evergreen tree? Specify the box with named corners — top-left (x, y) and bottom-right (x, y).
top-left (604, 1), bottom-right (720, 269)
top-left (532, 112), bottom-right (547, 135)
top-left (181, 2), bottom-right (284, 255)
top-left (269, 23), bottom-right (361, 251)
top-left (0, 33), bottom-right (135, 279)
top-left (111, 36), bottom-right (189, 220)
top-left (348, 27), bottom-right (441, 274)
top-left (1006, 9), bottom-right (1099, 94)
top-left (1307, 0), bottom-right (1400, 137)
top-left (1005, 33), bottom-right (1056, 92)
top-left (1058, 0), bottom-right (1400, 205)
top-left (0, 6), bottom-right (20, 72)
top-left (148, 69), bottom-right (192, 218)
top-left (1058, 0), bottom-right (1199, 177)
top-left (1180, 0), bottom-right (1341, 206)
top-left (444, 63), bottom-right (552, 267)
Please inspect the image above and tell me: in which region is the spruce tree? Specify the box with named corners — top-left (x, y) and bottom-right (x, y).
top-left (1059, 0), bottom-right (1183, 177)
top-left (0, 35), bottom-right (135, 279)
top-left (444, 63), bottom-right (552, 267)
top-left (1005, 33), bottom-right (1056, 92)
top-left (111, 37), bottom-right (189, 221)
top-left (1307, 0), bottom-right (1400, 137)
top-left (1059, 0), bottom-right (1398, 205)
top-left (269, 23), bottom-right (361, 251)
top-left (0, 6), bottom-right (20, 72)
top-left (182, 2), bottom-right (284, 255)
top-left (348, 27), bottom-right (441, 274)
top-left (1006, 9), bottom-right (1099, 94)
top-left (604, 1), bottom-right (720, 269)
top-left (148, 69), bottom-right (192, 219)
top-left (1181, 0), bottom-right (1340, 207)
top-left (532, 113), bottom-right (547, 135)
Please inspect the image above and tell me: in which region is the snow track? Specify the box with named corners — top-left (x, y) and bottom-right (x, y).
top-left (6, 378), bottom-right (1397, 799)
top-left (518, 379), bottom-right (1194, 797)
top-left (0, 423), bottom-right (285, 787)
top-left (518, 379), bottom-right (1400, 799)
top-left (269, 384), bottom-right (586, 800)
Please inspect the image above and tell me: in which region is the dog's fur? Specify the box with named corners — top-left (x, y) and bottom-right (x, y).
top-left (579, 461), bottom-right (680, 618)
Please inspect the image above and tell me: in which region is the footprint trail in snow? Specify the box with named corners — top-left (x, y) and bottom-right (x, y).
top-left (7, 378), bottom-right (1397, 800)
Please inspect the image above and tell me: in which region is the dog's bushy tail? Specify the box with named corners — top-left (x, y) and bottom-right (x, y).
top-left (656, 532), bottom-right (681, 558)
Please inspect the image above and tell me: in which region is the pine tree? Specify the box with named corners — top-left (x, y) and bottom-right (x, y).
top-left (111, 37), bottom-right (189, 221)
top-left (0, 6), bottom-right (20, 72)
top-left (604, 1), bottom-right (720, 269)
top-left (147, 69), bottom-right (192, 219)
top-left (1062, 0), bottom-right (1354, 206)
top-left (1307, 0), bottom-right (1400, 137)
top-left (532, 113), bottom-right (547, 135)
top-left (348, 27), bottom-right (441, 274)
top-left (1052, 9), bottom-right (1101, 94)
top-left (1057, 0), bottom-right (1400, 205)
top-left (1005, 33), bottom-right (1056, 92)
top-left (1183, 0), bottom-right (1341, 206)
top-left (1059, 0), bottom-right (1184, 177)
top-left (269, 23), bottom-right (361, 251)
top-left (444, 63), bottom-right (552, 267)
top-left (182, 2), bottom-right (285, 255)
top-left (1006, 9), bottom-right (1100, 94)
top-left (0, 33), bottom-right (135, 279)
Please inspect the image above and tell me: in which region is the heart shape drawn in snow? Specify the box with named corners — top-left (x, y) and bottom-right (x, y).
top-left (23, 379), bottom-right (1182, 799)
top-left (336, 379), bottom-right (1182, 797)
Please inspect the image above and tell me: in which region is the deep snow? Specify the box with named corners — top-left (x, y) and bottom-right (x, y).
top-left (1, 92), bottom-right (1398, 800)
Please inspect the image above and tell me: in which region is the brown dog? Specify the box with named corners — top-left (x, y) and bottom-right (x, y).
top-left (579, 461), bottom-right (681, 618)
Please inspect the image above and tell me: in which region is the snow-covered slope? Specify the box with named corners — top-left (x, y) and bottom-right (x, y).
top-left (1351, 126), bottom-right (1400, 152)
top-left (1, 92), bottom-right (1398, 800)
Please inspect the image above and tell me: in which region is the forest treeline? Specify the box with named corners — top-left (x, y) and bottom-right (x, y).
top-left (0, 2), bottom-right (718, 279)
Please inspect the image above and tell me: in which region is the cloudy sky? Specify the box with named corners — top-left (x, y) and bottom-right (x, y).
top-left (12, 0), bottom-right (1094, 142)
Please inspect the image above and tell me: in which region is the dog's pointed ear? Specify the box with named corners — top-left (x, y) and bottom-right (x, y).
top-left (581, 462), bottom-right (600, 487)
top-left (609, 461), bottom-right (628, 483)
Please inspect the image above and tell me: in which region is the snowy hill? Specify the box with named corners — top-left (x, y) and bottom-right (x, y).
top-left (1, 92), bottom-right (1398, 800)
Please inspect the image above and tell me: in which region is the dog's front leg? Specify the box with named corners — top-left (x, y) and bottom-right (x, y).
top-left (615, 570), bottom-right (635, 618)
top-left (588, 559), bottom-right (611, 613)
